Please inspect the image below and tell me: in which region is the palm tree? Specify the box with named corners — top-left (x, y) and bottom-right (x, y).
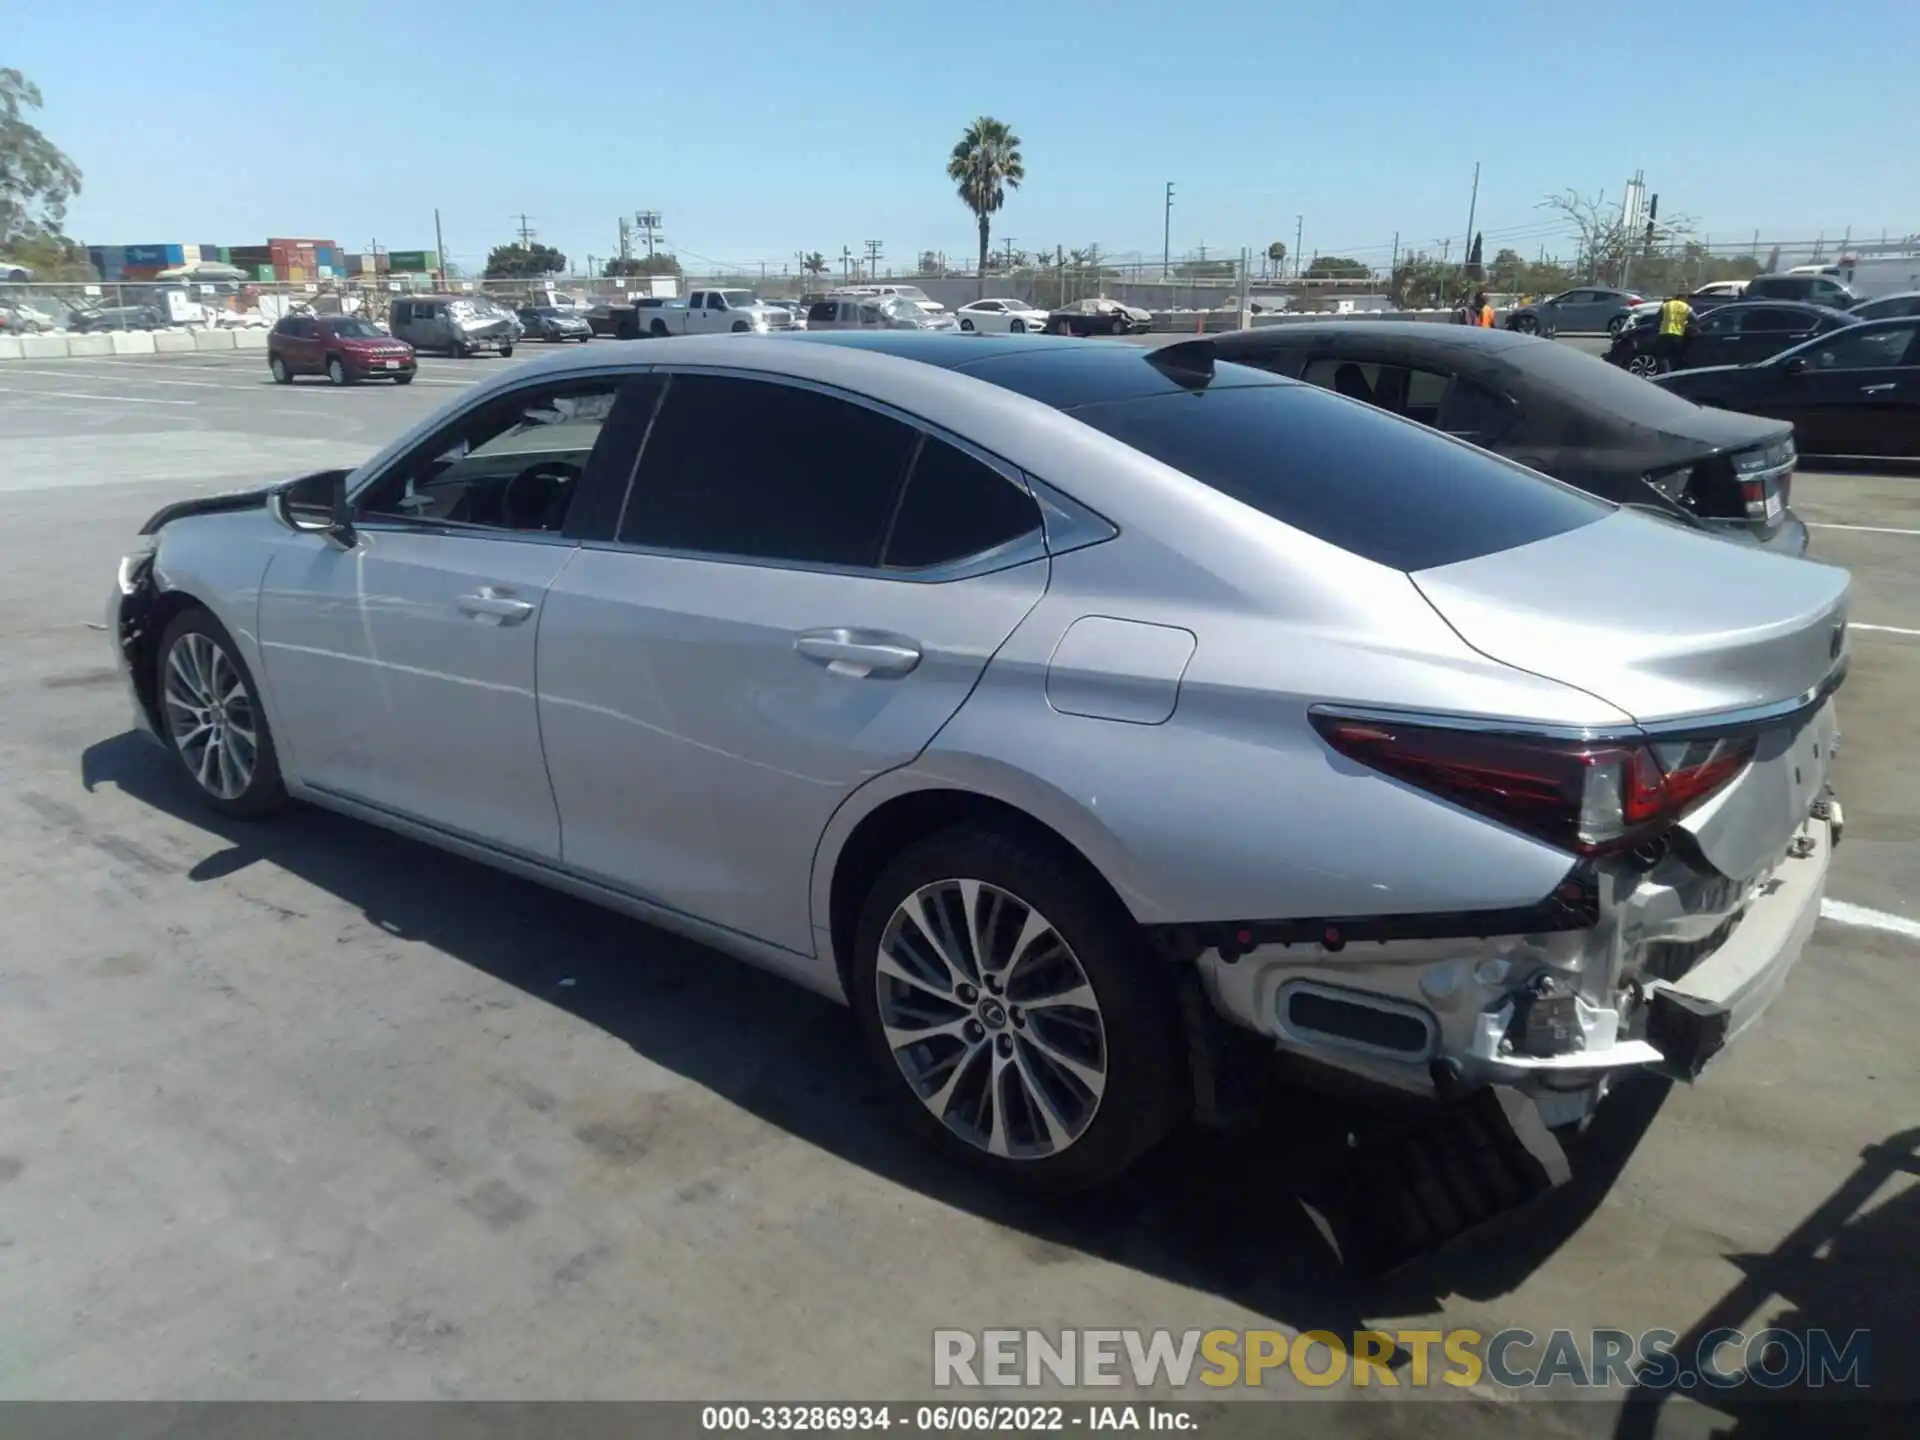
top-left (802, 251), bottom-right (828, 286)
top-left (947, 116), bottom-right (1024, 298)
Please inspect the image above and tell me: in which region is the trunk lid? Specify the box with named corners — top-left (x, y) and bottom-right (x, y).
top-left (1413, 510), bottom-right (1849, 879)
top-left (1411, 509), bottom-right (1849, 727)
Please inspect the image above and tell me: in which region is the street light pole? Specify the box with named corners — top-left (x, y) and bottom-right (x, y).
top-left (1294, 215), bottom-right (1303, 278)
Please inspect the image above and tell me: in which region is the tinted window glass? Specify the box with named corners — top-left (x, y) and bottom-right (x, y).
top-left (620, 375), bottom-right (916, 566)
top-left (884, 438), bottom-right (1042, 570)
top-left (808, 301), bottom-right (836, 322)
top-left (1746, 307), bottom-right (1807, 332)
top-left (1067, 384), bottom-right (1608, 571)
top-left (1803, 322), bottom-right (1919, 371)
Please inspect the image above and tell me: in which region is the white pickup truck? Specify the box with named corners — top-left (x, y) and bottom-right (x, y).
top-left (641, 288), bottom-right (797, 336)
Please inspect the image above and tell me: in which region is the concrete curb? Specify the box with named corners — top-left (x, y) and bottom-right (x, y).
top-left (154, 331), bottom-right (196, 354)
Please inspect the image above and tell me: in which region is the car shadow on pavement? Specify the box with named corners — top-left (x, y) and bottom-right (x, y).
top-left (82, 729), bottom-right (1672, 1345)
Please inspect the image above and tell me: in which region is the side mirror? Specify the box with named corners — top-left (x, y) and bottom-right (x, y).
top-left (1782, 356), bottom-right (1809, 378)
top-left (270, 468), bottom-right (356, 546)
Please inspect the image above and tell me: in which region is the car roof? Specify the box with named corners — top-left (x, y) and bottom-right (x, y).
top-left (1700, 299), bottom-right (1853, 317)
top-left (1208, 321), bottom-right (1540, 355)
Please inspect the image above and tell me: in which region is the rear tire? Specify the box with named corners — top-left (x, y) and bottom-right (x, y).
top-left (1509, 315), bottom-right (1538, 334)
top-left (960, 318), bottom-right (975, 332)
top-left (499, 344), bottom-right (513, 358)
top-left (1607, 315), bottom-right (1628, 337)
top-left (850, 826), bottom-right (1186, 1193)
top-left (155, 607), bottom-right (290, 821)
top-left (650, 319), bottom-right (669, 337)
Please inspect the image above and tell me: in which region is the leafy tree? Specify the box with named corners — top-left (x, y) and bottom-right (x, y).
top-left (485, 241), bottom-right (567, 278)
top-left (947, 115), bottom-right (1024, 298)
top-left (1302, 254), bottom-right (1370, 280)
top-left (1, 69), bottom-right (83, 252)
top-left (603, 252), bottom-right (680, 278)
top-left (1539, 187), bottom-right (1694, 285)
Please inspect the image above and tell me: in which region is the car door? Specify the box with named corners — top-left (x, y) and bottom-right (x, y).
top-left (537, 369), bottom-right (1052, 955)
top-left (256, 374), bottom-right (652, 860)
top-left (1735, 306), bottom-right (1817, 365)
top-left (1764, 321), bottom-right (1920, 457)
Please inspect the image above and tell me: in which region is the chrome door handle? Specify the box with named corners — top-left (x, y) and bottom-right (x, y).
top-left (457, 587), bottom-right (535, 625)
top-left (794, 628), bottom-right (922, 678)
top-left (1861, 382), bottom-right (1897, 394)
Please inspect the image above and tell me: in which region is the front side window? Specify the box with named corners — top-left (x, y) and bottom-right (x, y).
top-left (356, 381), bottom-right (625, 534)
top-left (1802, 322), bottom-right (1919, 371)
top-left (618, 375), bottom-right (917, 566)
top-left (329, 318), bottom-right (381, 339)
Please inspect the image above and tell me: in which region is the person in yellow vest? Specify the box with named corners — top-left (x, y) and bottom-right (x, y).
top-left (1655, 290), bottom-right (1695, 371)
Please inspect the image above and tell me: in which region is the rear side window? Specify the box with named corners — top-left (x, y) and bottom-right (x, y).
top-left (619, 374), bottom-right (917, 566)
top-left (1066, 383), bottom-right (1608, 571)
top-left (883, 438), bottom-right (1042, 570)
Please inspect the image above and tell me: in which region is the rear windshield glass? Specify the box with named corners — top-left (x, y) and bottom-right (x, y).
top-left (1510, 338), bottom-right (1742, 427)
top-left (1066, 382), bottom-right (1610, 571)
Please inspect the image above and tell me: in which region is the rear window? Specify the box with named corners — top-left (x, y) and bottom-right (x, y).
top-left (1066, 383), bottom-right (1609, 571)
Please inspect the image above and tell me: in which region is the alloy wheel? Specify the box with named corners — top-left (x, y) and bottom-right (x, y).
top-left (163, 632), bottom-right (257, 801)
top-left (875, 878), bottom-right (1108, 1160)
top-left (1628, 354), bottom-right (1661, 377)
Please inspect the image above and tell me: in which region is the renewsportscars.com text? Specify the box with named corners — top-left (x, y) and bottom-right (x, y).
top-left (932, 1327), bottom-right (1872, 1391)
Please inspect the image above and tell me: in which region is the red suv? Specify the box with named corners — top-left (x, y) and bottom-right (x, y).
top-left (268, 314), bottom-right (416, 385)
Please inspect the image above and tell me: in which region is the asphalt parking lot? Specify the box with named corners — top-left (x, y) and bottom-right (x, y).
top-left (0, 345), bottom-right (1914, 1430)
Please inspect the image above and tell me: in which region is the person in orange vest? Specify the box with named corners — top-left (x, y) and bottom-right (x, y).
top-left (1471, 290), bottom-right (1495, 327)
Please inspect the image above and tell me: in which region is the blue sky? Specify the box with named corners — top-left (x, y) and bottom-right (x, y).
top-left (10, 0), bottom-right (1917, 276)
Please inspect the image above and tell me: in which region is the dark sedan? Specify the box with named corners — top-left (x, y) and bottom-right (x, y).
top-left (1503, 286), bottom-right (1642, 337)
top-left (517, 305), bottom-right (593, 343)
top-left (1201, 322), bottom-right (1806, 554)
top-left (1654, 316), bottom-right (1920, 460)
top-left (1607, 301), bottom-right (1857, 377)
top-left (1044, 297), bottom-right (1154, 336)
top-left (1850, 291), bottom-right (1920, 322)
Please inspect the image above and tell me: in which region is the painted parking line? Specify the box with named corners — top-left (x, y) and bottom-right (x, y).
top-left (0, 385), bottom-right (193, 406)
top-left (0, 366), bottom-right (263, 390)
top-left (1821, 899), bottom-right (1920, 942)
top-left (1851, 623), bottom-right (1920, 638)
top-left (1808, 523), bottom-right (1920, 537)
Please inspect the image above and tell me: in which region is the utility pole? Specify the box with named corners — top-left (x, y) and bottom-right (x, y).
top-left (1460, 161), bottom-right (1480, 281)
top-left (1162, 182), bottom-right (1174, 279)
top-left (635, 211), bottom-right (663, 264)
top-left (1294, 215), bottom-right (1303, 278)
top-left (1390, 231), bottom-right (1399, 275)
top-left (434, 208), bottom-right (447, 285)
top-left (618, 216), bottom-right (633, 264)
top-left (840, 246), bottom-right (853, 282)
top-left (1003, 235), bottom-right (1015, 272)
top-left (363, 237), bottom-right (385, 277)
top-left (864, 239), bottom-right (884, 278)
top-left (513, 214), bottom-right (537, 247)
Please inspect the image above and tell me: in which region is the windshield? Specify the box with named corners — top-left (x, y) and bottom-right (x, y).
top-left (329, 318), bottom-right (382, 338)
top-left (891, 286), bottom-right (930, 300)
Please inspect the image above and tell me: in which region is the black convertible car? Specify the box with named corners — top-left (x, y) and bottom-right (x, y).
top-left (1654, 315), bottom-right (1920, 460)
top-left (1607, 301), bottom-right (1856, 377)
top-left (1199, 322), bottom-right (1806, 555)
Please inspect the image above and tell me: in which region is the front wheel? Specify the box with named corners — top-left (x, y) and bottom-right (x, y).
top-left (850, 827), bottom-right (1186, 1193)
top-left (731, 320), bottom-right (750, 333)
top-left (960, 318), bottom-right (975, 332)
top-left (1607, 315), bottom-right (1628, 337)
top-left (393, 372), bottom-right (414, 385)
top-left (269, 355), bottom-right (291, 384)
top-left (326, 356), bottom-right (350, 386)
top-left (1627, 353), bottom-right (1666, 377)
top-left (499, 344), bottom-right (513, 358)
top-left (1010, 319), bottom-right (1026, 334)
top-left (156, 608), bottom-right (289, 820)
top-left (1508, 314), bottom-right (1538, 334)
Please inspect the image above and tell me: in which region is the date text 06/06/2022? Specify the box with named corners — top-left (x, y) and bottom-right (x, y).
top-left (701, 1404), bottom-right (1195, 1432)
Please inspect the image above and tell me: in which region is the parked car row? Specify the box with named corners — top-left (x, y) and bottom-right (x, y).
top-left (112, 325), bottom-right (1851, 1220)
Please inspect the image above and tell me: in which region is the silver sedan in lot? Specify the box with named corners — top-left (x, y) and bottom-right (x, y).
top-left (109, 332), bottom-right (1848, 1195)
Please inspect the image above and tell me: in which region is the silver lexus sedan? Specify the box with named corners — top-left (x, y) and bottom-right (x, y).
top-left (109, 332), bottom-right (1848, 1197)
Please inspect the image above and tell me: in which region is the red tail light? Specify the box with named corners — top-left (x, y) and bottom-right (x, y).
top-left (1311, 715), bottom-right (1756, 855)
top-left (1627, 294), bottom-right (1644, 305)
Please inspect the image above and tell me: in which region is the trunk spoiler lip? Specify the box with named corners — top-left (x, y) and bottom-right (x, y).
top-left (136, 469), bottom-right (353, 536)
top-left (1308, 656), bottom-right (1848, 748)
